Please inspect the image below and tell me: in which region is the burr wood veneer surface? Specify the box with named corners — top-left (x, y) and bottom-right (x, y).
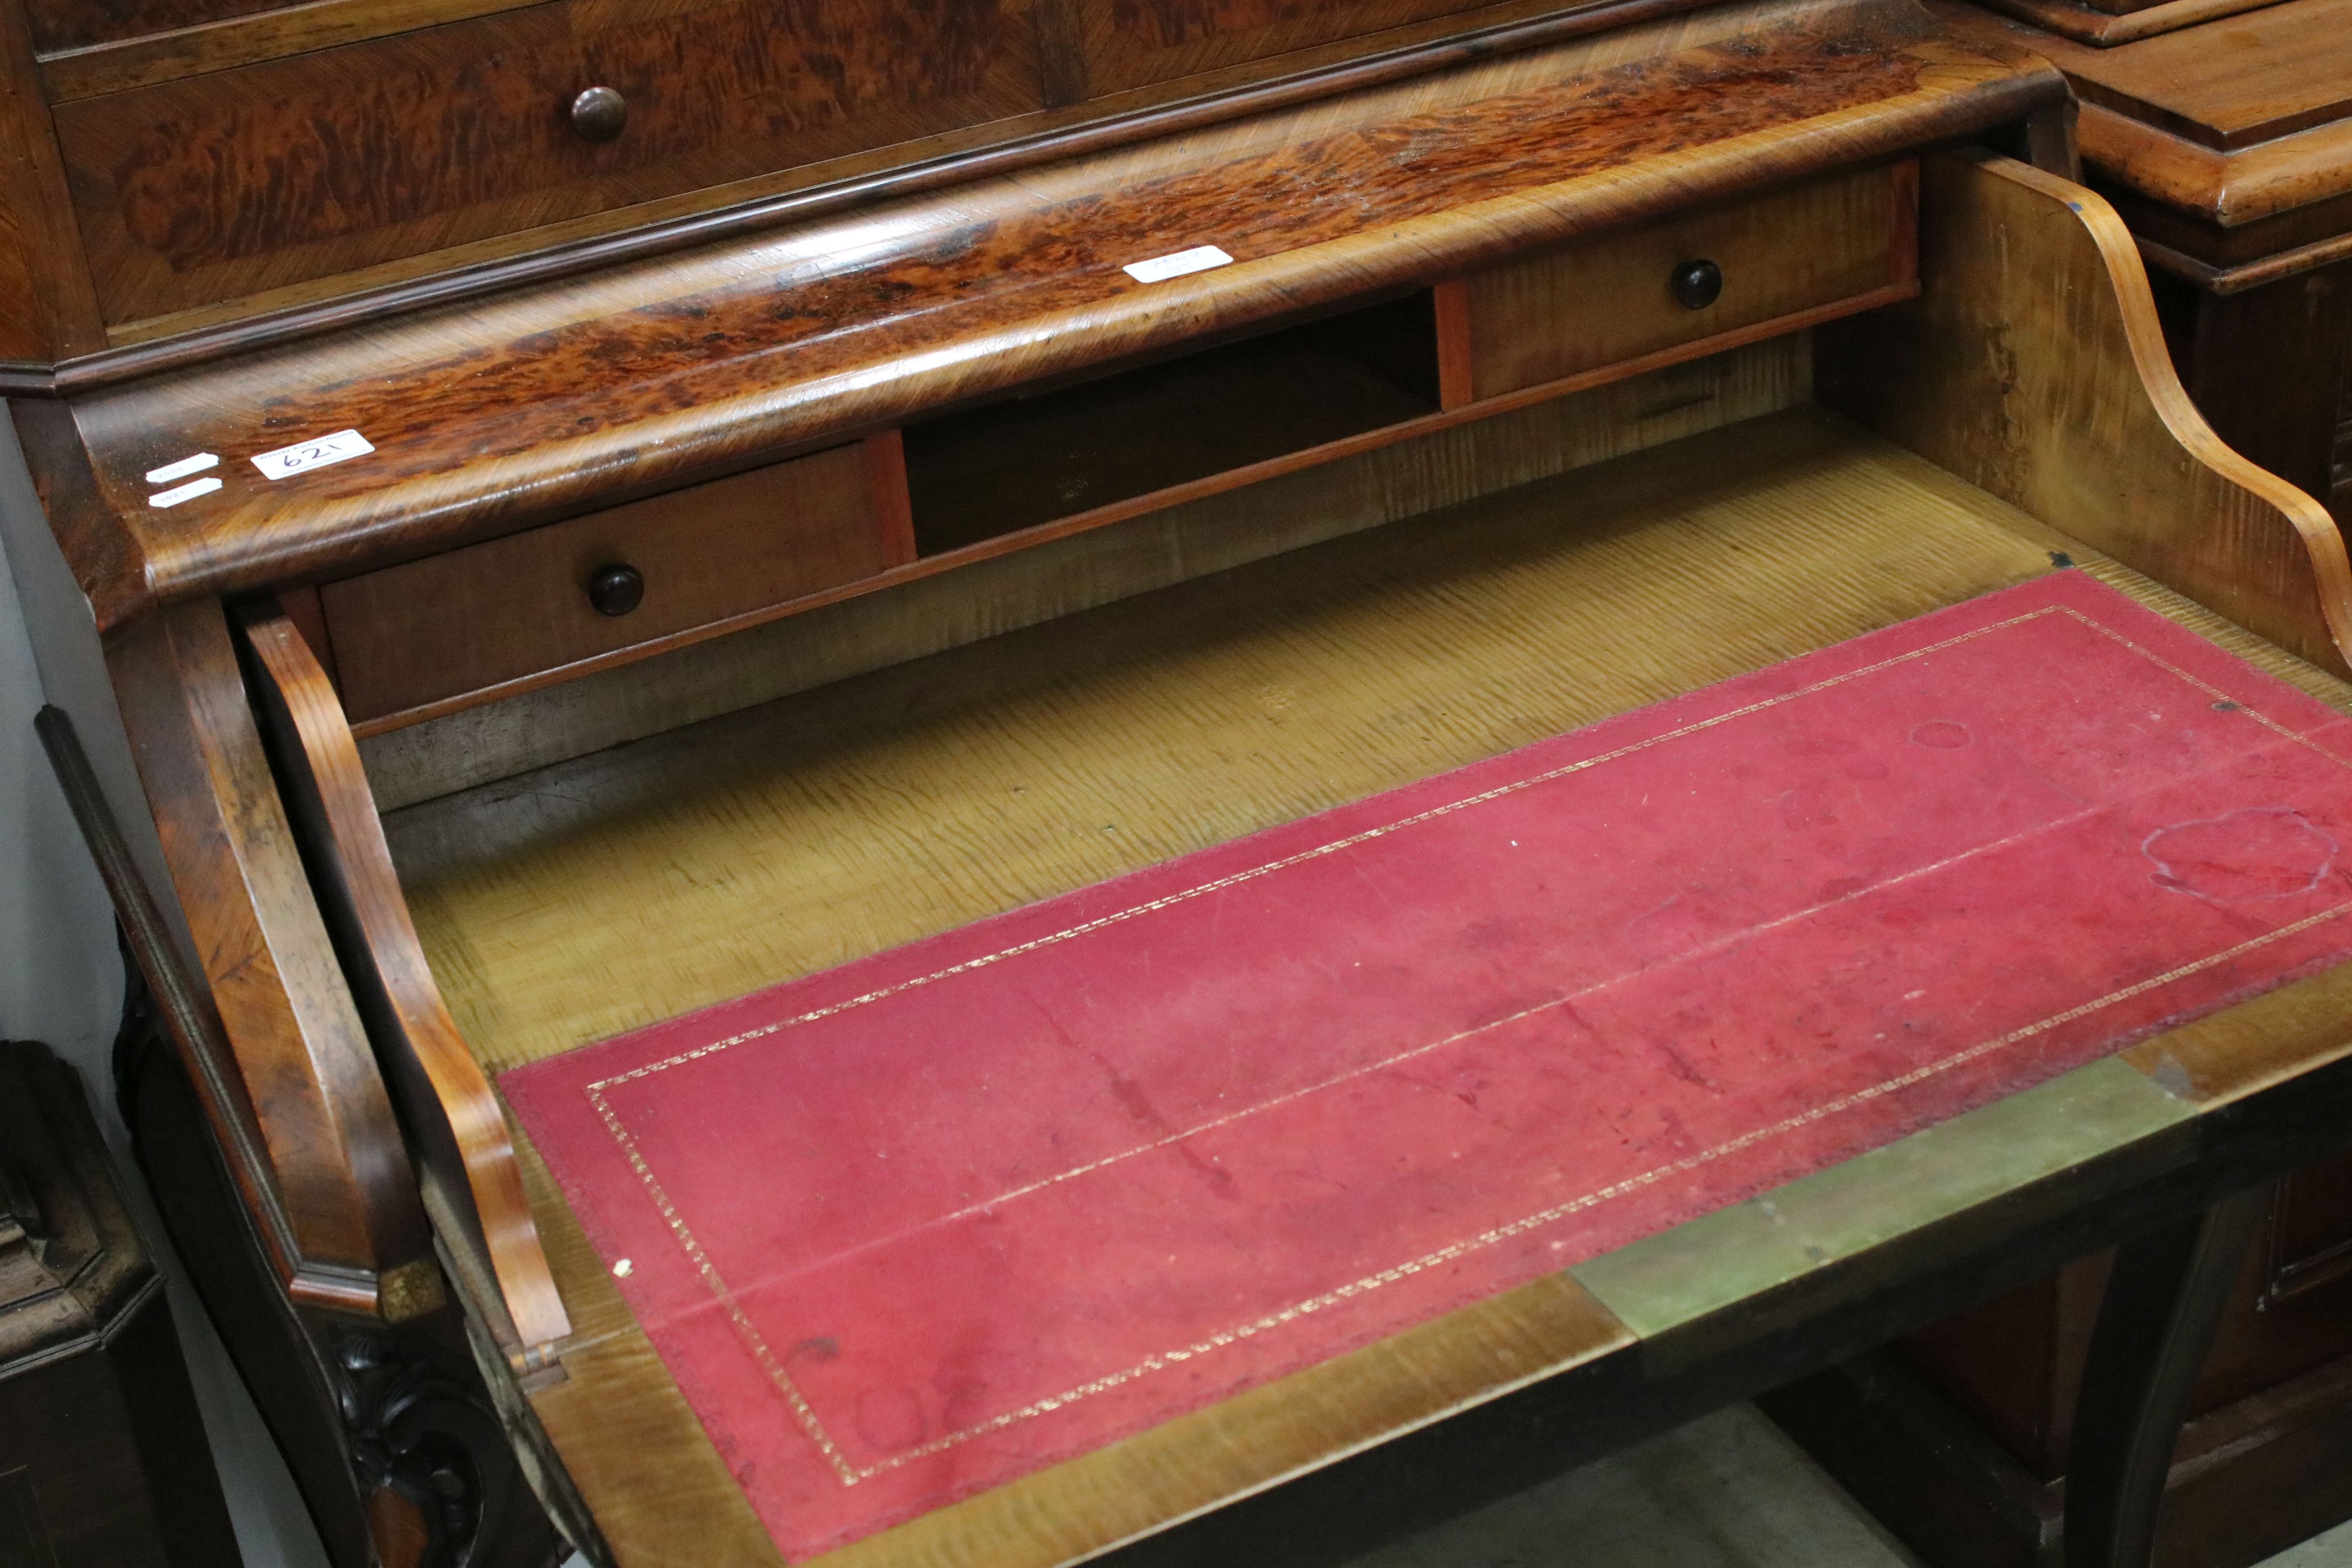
top-left (507, 567), bottom-right (2352, 1559)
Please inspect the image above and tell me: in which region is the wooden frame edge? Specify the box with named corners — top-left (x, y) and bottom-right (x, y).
top-left (99, 599), bottom-right (438, 1315)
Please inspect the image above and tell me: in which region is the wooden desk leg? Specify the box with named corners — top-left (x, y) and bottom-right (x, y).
top-left (2064, 1187), bottom-right (2270, 1568)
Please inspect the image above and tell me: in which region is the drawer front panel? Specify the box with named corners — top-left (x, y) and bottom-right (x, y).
top-left (1082, 0), bottom-right (1501, 94)
top-left (25, 0), bottom-right (288, 53)
top-left (57, 0), bottom-right (1037, 325)
top-left (322, 443), bottom-right (888, 725)
top-left (1458, 163), bottom-right (1915, 401)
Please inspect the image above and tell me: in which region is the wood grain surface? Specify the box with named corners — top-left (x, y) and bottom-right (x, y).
top-left (25, 0), bottom-right (295, 54)
top-left (55, 0), bottom-right (1041, 325)
top-left (1962, 0), bottom-right (2290, 48)
top-left (43, 0), bottom-right (2061, 630)
top-left (2044, 0), bottom-right (2352, 148)
top-left (1078, 0), bottom-right (1500, 93)
top-left (323, 440), bottom-right (886, 726)
top-left (45, 0), bottom-right (1708, 360)
top-left (34, 0), bottom-right (544, 100)
top-left (1938, 0), bottom-right (2352, 239)
top-left (0, 0), bottom-right (107, 365)
top-left (0, 200), bottom-right (44, 365)
top-left (355, 337), bottom-right (1808, 805)
top-left (239, 606), bottom-right (572, 1364)
top-left (1458, 160), bottom-right (1913, 398)
top-left (104, 599), bottom-right (432, 1317)
top-left (1821, 151), bottom-right (2352, 678)
top-left (386, 410), bottom-right (2070, 1077)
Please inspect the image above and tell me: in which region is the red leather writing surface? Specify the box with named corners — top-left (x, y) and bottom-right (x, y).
top-left (506, 572), bottom-right (2352, 1559)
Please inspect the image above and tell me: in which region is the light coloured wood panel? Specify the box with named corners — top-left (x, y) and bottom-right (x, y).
top-left (385, 407), bottom-right (2077, 1079)
top-left (2049, 0), bottom-right (2352, 148)
top-left (1822, 151), bottom-right (2352, 679)
top-left (1964, 0), bottom-right (2291, 50)
top-left (1459, 161), bottom-right (1915, 400)
top-left (356, 336), bottom-right (1809, 807)
top-left (324, 442), bottom-right (885, 727)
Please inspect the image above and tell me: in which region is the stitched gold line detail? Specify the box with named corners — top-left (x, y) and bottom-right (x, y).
top-left (587, 1084), bottom-right (863, 1484)
top-left (592, 607), bottom-right (2069, 1093)
top-left (582, 592), bottom-right (2352, 1482)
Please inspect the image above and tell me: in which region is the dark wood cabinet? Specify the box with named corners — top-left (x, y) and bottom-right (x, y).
top-left (0, 1040), bottom-right (242, 1568)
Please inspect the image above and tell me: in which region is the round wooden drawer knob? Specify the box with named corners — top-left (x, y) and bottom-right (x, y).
top-left (570, 86), bottom-right (629, 144)
top-left (586, 563), bottom-right (645, 617)
top-left (1671, 259), bottom-right (1724, 310)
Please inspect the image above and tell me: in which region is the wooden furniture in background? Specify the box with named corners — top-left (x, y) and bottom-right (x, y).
top-left (0, 1038), bottom-right (242, 1568)
top-left (1943, 0), bottom-right (2352, 528)
top-left (9, 0), bottom-right (2352, 1564)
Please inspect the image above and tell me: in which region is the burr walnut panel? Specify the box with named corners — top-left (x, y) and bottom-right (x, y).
top-left (54, 0), bottom-right (1037, 325)
top-left (1084, 0), bottom-right (1508, 93)
top-left (22, 0), bottom-right (289, 53)
top-left (320, 441), bottom-right (890, 727)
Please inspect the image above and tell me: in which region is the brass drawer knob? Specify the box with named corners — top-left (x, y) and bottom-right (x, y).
top-left (570, 86), bottom-right (629, 144)
top-left (1671, 259), bottom-right (1723, 310)
top-left (586, 562), bottom-right (645, 616)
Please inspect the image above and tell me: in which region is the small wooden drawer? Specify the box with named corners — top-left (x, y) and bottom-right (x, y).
top-left (1445, 162), bottom-right (1917, 404)
top-left (322, 442), bottom-right (897, 727)
top-left (54, 0), bottom-right (1039, 325)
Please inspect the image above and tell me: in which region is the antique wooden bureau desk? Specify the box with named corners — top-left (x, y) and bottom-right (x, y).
top-left (8, 1), bottom-right (2352, 1566)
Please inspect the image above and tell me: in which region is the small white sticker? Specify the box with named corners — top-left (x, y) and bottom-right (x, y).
top-left (1122, 245), bottom-right (1234, 284)
top-left (145, 452), bottom-right (218, 485)
top-left (612, 1258), bottom-right (633, 1278)
top-left (251, 429), bottom-right (375, 481)
top-left (149, 476), bottom-right (223, 509)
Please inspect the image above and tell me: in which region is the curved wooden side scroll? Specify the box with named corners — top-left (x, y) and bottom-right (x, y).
top-left (1819, 149), bottom-right (2352, 680)
top-left (236, 604), bottom-right (573, 1371)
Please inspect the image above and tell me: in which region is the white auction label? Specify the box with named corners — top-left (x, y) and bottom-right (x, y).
top-left (149, 476), bottom-right (223, 509)
top-left (1122, 245), bottom-right (1234, 284)
top-left (251, 429), bottom-right (375, 481)
top-left (145, 452), bottom-right (218, 485)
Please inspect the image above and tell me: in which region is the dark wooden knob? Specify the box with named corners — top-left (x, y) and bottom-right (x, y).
top-left (570, 86), bottom-right (628, 144)
top-left (586, 562), bottom-right (644, 617)
top-left (1671, 259), bottom-right (1723, 311)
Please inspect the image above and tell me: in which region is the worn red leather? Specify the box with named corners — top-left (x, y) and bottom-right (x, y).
top-left (507, 571), bottom-right (2352, 1559)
